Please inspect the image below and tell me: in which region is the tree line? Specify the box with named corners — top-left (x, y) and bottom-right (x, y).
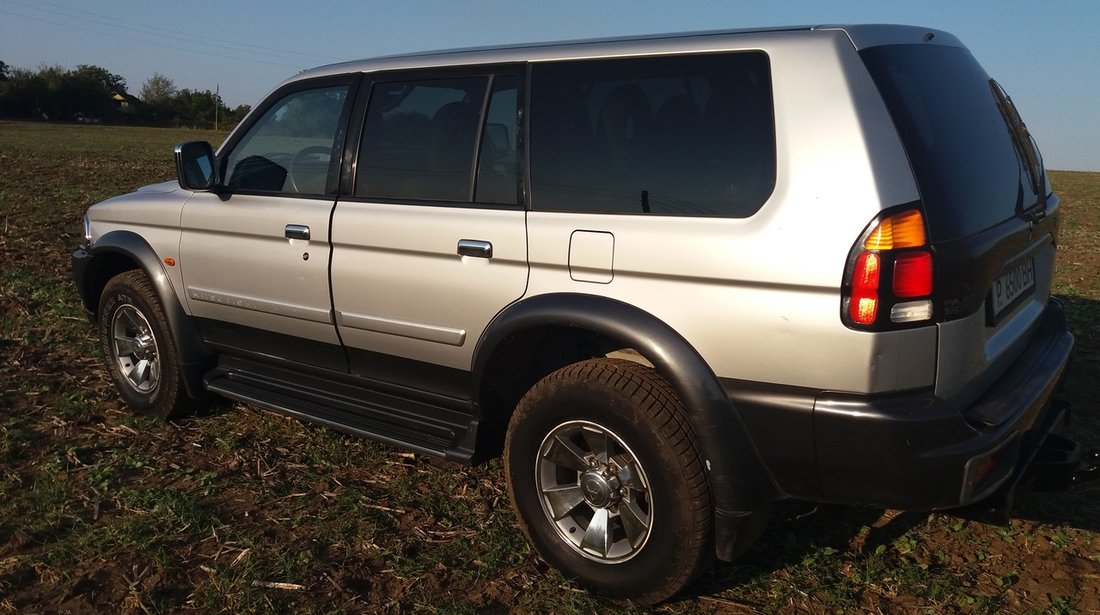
top-left (0, 60), bottom-right (250, 130)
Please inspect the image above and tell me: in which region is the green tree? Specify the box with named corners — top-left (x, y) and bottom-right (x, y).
top-left (0, 67), bottom-right (47, 117)
top-left (140, 73), bottom-right (177, 123)
top-left (71, 64), bottom-right (126, 94)
top-left (230, 104), bottom-right (252, 122)
top-left (140, 73), bottom-right (176, 105)
top-left (171, 88), bottom-right (232, 129)
top-left (61, 64), bottom-right (127, 119)
top-left (0, 62), bottom-right (130, 121)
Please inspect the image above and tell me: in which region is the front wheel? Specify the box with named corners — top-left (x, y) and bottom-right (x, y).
top-left (504, 359), bottom-right (713, 604)
top-left (98, 270), bottom-right (189, 419)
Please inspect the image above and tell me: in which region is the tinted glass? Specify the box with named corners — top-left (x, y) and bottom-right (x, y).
top-left (530, 52), bottom-right (775, 216)
top-left (861, 45), bottom-right (1026, 241)
top-left (475, 76), bottom-right (519, 204)
top-left (357, 77), bottom-right (489, 201)
top-left (225, 86), bottom-right (348, 194)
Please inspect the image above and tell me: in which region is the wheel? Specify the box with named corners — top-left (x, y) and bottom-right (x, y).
top-left (504, 358), bottom-right (713, 604)
top-left (98, 270), bottom-right (189, 419)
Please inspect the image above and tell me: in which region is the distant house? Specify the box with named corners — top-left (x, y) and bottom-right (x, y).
top-left (111, 91), bottom-right (142, 114)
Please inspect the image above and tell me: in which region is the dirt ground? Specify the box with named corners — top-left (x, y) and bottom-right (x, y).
top-left (1, 123), bottom-right (1099, 614)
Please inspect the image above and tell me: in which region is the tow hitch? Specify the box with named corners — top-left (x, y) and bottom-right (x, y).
top-left (958, 400), bottom-right (1098, 524)
top-left (1027, 433), bottom-right (1100, 491)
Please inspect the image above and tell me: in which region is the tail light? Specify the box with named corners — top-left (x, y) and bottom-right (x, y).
top-left (843, 208), bottom-right (935, 329)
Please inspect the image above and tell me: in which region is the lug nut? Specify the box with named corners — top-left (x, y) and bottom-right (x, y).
top-left (1086, 448), bottom-right (1100, 465)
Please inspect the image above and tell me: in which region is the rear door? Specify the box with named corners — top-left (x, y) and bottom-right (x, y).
top-left (330, 67), bottom-right (527, 396)
top-left (860, 42), bottom-right (1058, 410)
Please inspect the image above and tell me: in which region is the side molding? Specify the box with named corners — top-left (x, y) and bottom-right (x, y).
top-left (472, 293), bottom-right (781, 559)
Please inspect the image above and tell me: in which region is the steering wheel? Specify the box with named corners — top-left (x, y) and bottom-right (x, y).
top-left (287, 145), bottom-right (333, 194)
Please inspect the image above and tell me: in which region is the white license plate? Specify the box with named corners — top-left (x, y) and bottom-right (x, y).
top-left (991, 257), bottom-right (1035, 318)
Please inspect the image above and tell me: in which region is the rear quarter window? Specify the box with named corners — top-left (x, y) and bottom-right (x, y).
top-left (860, 45), bottom-right (1029, 241)
top-left (530, 52), bottom-right (775, 217)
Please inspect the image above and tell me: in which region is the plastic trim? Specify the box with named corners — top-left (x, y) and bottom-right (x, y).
top-left (472, 292), bottom-right (781, 560)
top-left (74, 230), bottom-right (212, 399)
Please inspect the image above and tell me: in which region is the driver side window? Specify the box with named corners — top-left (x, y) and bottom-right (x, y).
top-left (225, 85), bottom-right (349, 195)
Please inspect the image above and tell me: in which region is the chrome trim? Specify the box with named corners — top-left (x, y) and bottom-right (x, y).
top-left (457, 239), bottom-right (493, 258)
top-left (285, 224), bottom-right (311, 240)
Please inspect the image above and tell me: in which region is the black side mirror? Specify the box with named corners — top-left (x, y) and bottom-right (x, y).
top-left (174, 141), bottom-right (219, 191)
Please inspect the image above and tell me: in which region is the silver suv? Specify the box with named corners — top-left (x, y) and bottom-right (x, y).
top-left (74, 24), bottom-right (1084, 603)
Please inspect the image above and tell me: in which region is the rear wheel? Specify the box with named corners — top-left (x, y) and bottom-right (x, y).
top-left (504, 358), bottom-right (713, 603)
top-left (98, 270), bottom-right (189, 419)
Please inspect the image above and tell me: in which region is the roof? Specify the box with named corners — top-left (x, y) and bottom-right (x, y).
top-left (275, 24), bottom-right (962, 90)
top-left (111, 91), bottom-right (142, 105)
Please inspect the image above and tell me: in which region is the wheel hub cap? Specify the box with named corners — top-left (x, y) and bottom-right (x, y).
top-left (535, 420), bottom-right (653, 563)
top-left (580, 469), bottom-right (621, 509)
top-left (133, 333), bottom-right (154, 360)
top-left (110, 305), bottom-right (160, 394)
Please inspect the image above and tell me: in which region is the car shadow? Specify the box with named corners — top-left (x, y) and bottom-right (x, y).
top-left (689, 474), bottom-right (1099, 601)
top-left (686, 502), bottom-right (932, 600)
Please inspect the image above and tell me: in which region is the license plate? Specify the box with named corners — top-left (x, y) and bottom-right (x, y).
top-left (991, 257), bottom-right (1035, 319)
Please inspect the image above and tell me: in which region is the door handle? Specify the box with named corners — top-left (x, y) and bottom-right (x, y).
top-left (285, 224), bottom-right (310, 240)
top-left (457, 239), bottom-right (492, 258)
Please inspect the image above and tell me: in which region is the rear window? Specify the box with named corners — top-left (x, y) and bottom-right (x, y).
top-left (860, 45), bottom-right (1032, 241)
top-left (530, 52), bottom-right (775, 217)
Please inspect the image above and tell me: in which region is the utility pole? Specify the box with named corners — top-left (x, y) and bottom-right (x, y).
top-left (215, 83), bottom-right (219, 131)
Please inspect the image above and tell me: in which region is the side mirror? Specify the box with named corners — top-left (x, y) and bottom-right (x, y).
top-left (174, 141), bottom-right (219, 191)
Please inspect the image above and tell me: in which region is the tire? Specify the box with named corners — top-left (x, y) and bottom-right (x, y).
top-left (98, 270), bottom-right (190, 419)
top-left (504, 358), bottom-right (713, 604)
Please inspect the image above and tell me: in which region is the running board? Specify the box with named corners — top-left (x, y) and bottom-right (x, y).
top-left (203, 356), bottom-right (478, 462)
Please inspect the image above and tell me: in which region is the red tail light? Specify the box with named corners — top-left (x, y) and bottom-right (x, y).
top-left (849, 252), bottom-right (880, 325)
top-left (893, 252), bottom-right (933, 297)
top-left (844, 209), bottom-right (935, 329)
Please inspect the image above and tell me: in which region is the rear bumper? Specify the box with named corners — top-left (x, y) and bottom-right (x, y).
top-left (813, 299), bottom-right (1074, 510)
top-left (730, 299), bottom-right (1076, 511)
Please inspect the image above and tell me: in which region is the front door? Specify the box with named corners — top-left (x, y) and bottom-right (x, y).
top-left (179, 79), bottom-right (354, 370)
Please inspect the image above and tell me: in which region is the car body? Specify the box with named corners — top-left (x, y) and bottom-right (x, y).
top-left (73, 24), bottom-right (1080, 602)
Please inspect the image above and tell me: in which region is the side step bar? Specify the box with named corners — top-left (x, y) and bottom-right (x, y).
top-left (204, 356), bottom-right (479, 463)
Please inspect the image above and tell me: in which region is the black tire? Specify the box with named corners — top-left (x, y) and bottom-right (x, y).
top-left (504, 358), bottom-right (713, 604)
top-left (98, 270), bottom-right (190, 419)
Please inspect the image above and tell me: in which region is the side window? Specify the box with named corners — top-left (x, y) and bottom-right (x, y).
top-left (355, 73), bottom-right (519, 204)
top-left (475, 76), bottom-right (519, 205)
top-left (530, 52), bottom-right (775, 217)
top-left (357, 77), bottom-right (489, 201)
top-left (225, 85), bottom-right (349, 195)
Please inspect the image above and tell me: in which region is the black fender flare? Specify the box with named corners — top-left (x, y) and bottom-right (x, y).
top-left (472, 293), bottom-right (780, 559)
top-left (76, 230), bottom-right (212, 399)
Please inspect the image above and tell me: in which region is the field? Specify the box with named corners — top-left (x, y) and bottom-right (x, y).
top-left (1, 120), bottom-right (1098, 614)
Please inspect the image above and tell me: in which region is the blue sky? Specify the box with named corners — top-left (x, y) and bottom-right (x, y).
top-left (2, 0), bottom-right (1098, 171)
